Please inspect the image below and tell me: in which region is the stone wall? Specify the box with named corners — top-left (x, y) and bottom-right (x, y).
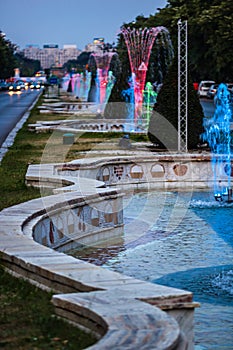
top-left (53, 153), bottom-right (221, 192)
top-left (0, 172), bottom-right (198, 349)
top-left (33, 190), bottom-right (123, 252)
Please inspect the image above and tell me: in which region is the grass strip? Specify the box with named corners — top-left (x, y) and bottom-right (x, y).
top-left (0, 92), bottom-right (149, 348)
top-left (0, 266), bottom-right (97, 350)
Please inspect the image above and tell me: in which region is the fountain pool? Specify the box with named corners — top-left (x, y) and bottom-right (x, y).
top-left (69, 190), bottom-right (233, 350)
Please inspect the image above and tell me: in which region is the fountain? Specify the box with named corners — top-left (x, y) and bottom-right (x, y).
top-left (82, 71), bottom-right (92, 101)
top-left (73, 74), bottom-right (81, 98)
top-left (61, 71), bottom-right (92, 101)
top-left (143, 82), bottom-right (157, 126)
top-left (68, 188), bottom-right (233, 349)
top-left (202, 83), bottom-right (233, 202)
top-left (105, 70), bottom-right (116, 107)
top-left (74, 71), bottom-right (92, 101)
top-left (61, 73), bottom-right (70, 91)
top-left (121, 26), bottom-right (171, 127)
top-left (121, 78), bottom-right (157, 131)
top-left (33, 78), bottom-right (233, 347)
top-left (121, 75), bottom-right (136, 131)
top-left (91, 52), bottom-right (117, 113)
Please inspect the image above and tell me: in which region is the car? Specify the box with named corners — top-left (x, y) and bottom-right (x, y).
top-left (198, 80), bottom-right (215, 97)
top-left (226, 83), bottom-right (233, 103)
top-left (8, 81), bottom-right (25, 92)
top-left (24, 81), bottom-right (31, 88)
top-left (207, 83), bottom-right (219, 99)
top-left (16, 81), bottom-right (26, 89)
top-left (29, 81), bottom-right (41, 89)
top-left (226, 83), bottom-right (233, 89)
top-left (226, 83), bottom-right (233, 94)
top-left (37, 80), bottom-right (45, 88)
top-left (0, 81), bottom-right (9, 91)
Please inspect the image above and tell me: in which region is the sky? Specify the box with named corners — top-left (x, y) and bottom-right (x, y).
top-left (0, 0), bottom-right (167, 51)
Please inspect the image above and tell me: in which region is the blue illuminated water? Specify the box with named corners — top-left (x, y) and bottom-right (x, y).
top-left (122, 74), bottom-right (135, 129)
top-left (107, 191), bottom-right (233, 349)
top-left (202, 83), bottom-right (232, 201)
top-left (74, 190), bottom-right (233, 349)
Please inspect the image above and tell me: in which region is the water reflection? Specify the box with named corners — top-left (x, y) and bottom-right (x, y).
top-left (68, 191), bottom-right (233, 349)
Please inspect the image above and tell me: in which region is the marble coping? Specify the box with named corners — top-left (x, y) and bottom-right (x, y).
top-left (0, 158), bottom-right (200, 349)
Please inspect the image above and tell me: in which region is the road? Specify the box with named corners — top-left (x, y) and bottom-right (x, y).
top-left (0, 89), bottom-right (41, 147)
top-left (0, 89), bottom-right (215, 149)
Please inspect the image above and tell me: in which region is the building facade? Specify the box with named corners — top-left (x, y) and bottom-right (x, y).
top-left (84, 37), bottom-right (105, 52)
top-left (23, 44), bottom-right (81, 69)
top-left (23, 39), bottom-right (108, 69)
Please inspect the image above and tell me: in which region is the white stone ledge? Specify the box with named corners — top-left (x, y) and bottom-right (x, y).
top-left (0, 155), bottom-right (200, 349)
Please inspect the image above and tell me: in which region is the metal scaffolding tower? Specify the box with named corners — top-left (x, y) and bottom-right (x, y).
top-left (177, 19), bottom-right (188, 152)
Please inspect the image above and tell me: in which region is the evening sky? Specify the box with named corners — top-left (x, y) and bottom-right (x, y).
top-left (0, 0), bottom-right (167, 50)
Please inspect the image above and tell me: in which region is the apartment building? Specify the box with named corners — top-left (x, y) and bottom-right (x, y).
top-left (84, 37), bottom-right (105, 52)
top-left (23, 44), bottom-right (81, 69)
top-left (23, 38), bottom-right (108, 69)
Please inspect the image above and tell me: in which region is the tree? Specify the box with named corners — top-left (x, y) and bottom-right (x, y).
top-left (63, 59), bottom-right (78, 73)
top-left (197, 0), bottom-right (233, 81)
top-left (102, 32), bottom-right (131, 118)
top-left (0, 31), bottom-right (17, 79)
top-left (148, 53), bottom-right (204, 150)
top-left (77, 52), bottom-right (91, 71)
top-left (146, 0), bottom-right (233, 81)
top-left (15, 52), bottom-right (41, 77)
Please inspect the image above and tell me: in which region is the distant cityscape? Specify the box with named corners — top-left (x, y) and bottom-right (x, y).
top-left (20, 38), bottom-right (105, 69)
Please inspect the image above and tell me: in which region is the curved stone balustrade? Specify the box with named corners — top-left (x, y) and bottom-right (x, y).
top-left (52, 291), bottom-right (184, 350)
top-left (50, 153), bottom-right (219, 192)
top-left (28, 119), bottom-right (134, 133)
top-left (0, 157), bottom-right (200, 349)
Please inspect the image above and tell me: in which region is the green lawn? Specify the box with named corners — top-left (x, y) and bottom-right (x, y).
top-left (0, 267), bottom-right (96, 350)
top-left (0, 92), bottom-right (149, 349)
top-left (0, 94), bottom-right (99, 349)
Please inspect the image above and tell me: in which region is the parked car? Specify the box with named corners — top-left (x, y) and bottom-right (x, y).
top-left (207, 83), bottom-right (219, 99)
top-left (198, 80), bottom-right (215, 97)
top-left (226, 83), bottom-right (233, 93)
top-left (226, 83), bottom-right (233, 102)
